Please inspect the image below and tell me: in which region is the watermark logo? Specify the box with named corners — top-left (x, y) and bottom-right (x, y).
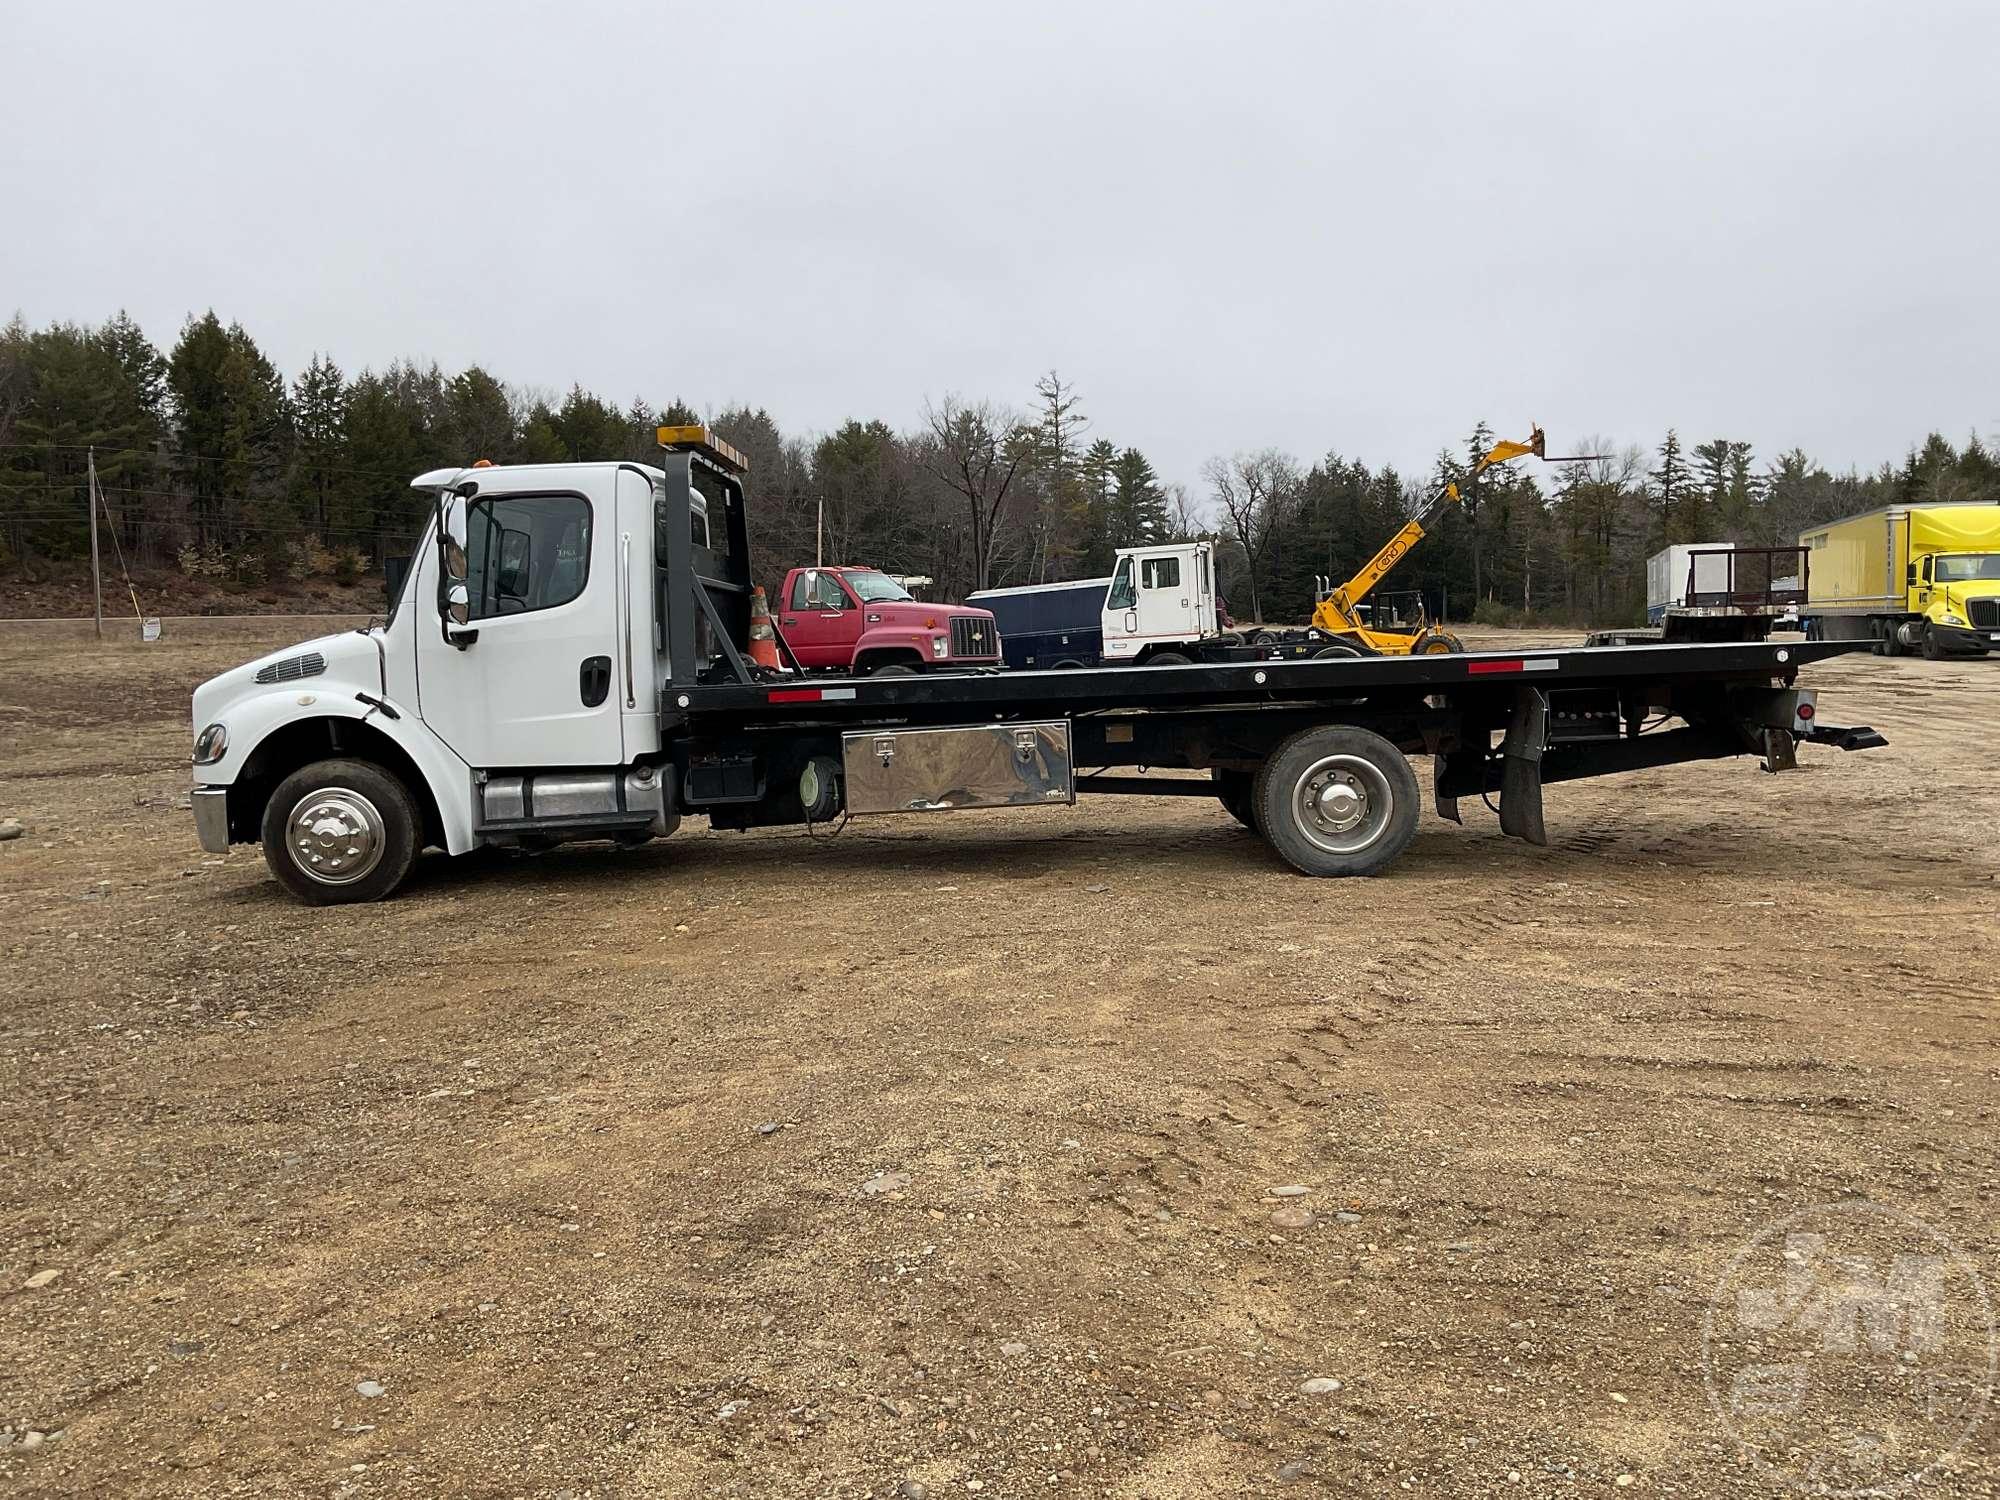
top-left (1703, 1201), bottom-right (1995, 1495)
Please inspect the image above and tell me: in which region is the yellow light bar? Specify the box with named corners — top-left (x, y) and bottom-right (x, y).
top-left (657, 424), bottom-right (749, 475)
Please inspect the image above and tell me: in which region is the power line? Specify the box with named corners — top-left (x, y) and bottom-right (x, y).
top-left (0, 439), bottom-right (428, 485)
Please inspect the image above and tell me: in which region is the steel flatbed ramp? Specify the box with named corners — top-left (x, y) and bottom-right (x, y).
top-left (669, 638), bottom-right (1861, 725)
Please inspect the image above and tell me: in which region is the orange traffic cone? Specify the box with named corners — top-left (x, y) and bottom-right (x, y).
top-left (748, 586), bottom-right (783, 670)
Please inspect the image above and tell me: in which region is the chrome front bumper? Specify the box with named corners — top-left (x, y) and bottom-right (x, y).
top-left (192, 785), bottom-right (231, 852)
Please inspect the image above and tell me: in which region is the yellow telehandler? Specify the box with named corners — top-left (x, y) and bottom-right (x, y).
top-left (1309, 425), bottom-right (1557, 655)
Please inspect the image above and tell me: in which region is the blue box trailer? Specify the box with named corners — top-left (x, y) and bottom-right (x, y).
top-left (967, 576), bottom-right (1112, 669)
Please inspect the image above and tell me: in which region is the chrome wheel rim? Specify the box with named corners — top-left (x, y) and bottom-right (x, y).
top-left (285, 786), bottom-right (386, 885)
top-left (1292, 754), bottom-right (1393, 855)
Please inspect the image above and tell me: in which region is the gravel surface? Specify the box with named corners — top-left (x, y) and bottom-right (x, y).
top-left (1, 630), bottom-right (1996, 1497)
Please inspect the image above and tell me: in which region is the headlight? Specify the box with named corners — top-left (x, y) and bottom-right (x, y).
top-left (192, 722), bottom-right (229, 765)
top-left (1942, 613), bottom-right (1965, 626)
top-left (931, 635), bottom-right (950, 658)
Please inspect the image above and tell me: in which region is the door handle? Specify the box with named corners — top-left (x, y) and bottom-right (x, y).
top-left (579, 655), bottom-right (612, 708)
top-left (781, 617), bottom-right (797, 626)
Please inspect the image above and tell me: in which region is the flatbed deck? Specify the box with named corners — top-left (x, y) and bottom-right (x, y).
top-left (669, 638), bottom-right (1858, 727)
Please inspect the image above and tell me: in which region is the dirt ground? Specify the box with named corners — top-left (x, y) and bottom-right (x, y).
top-left (1, 625), bottom-right (1996, 1499)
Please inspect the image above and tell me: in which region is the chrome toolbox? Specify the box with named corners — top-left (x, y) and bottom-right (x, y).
top-left (840, 720), bottom-right (1074, 815)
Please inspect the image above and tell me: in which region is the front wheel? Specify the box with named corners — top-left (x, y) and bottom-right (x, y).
top-left (1407, 628), bottom-right (1465, 655)
top-left (869, 662), bottom-right (921, 677)
top-left (1920, 623), bottom-right (1943, 660)
top-left (261, 758), bottom-right (421, 905)
top-left (1252, 726), bottom-right (1419, 877)
top-left (1145, 651), bottom-right (1192, 666)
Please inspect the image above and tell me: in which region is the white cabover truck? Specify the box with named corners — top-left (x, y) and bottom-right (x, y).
top-left (190, 427), bottom-right (1884, 904)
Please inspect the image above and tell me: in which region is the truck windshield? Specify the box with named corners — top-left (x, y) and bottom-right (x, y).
top-left (1934, 554), bottom-right (2000, 583)
top-left (845, 571), bottom-right (914, 603)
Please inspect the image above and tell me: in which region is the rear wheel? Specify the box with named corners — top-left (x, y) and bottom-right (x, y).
top-left (1313, 643), bottom-right (1363, 659)
top-left (261, 758), bottom-right (421, 905)
top-left (1252, 726), bottom-right (1419, 877)
top-left (1211, 768), bottom-right (1258, 831)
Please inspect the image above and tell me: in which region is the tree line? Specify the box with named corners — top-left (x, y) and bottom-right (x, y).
top-left (3, 309), bottom-right (1995, 624)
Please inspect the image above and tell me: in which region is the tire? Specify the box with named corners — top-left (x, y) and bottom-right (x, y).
top-left (1919, 623), bottom-right (1942, 660)
top-left (1878, 621), bottom-right (1902, 657)
top-left (1409, 629), bottom-right (1464, 655)
top-left (1313, 643), bottom-right (1363, 659)
top-left (1251, 726), bottom-right (1419, 877)
top-left (1249, 630), bottom-right (1277, 647)
top-left (261, 758), bottom-right (421, 905)
top-left (1050, 658), bottom-right (1088, 670)
top-left (869, 662), bottom-right (921, 677)
top-left (1146, 651), bottom-right (1193, 666)
top-left (1211, 768), bottom-right (1258, 831)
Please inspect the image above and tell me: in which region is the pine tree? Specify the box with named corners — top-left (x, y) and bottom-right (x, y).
top-left (167, 312), bottom-right (290, 551)
top-left (1111, 447), bottom-right (1165, 550)
top-left (291, 354), bottom-right (349, 537)
top-left (1652, 428), bottom-right (1701, 544)
top-left (1078, 438), bottom-right (1118, 573)
top-left (1692, 438), bottom-right (1756, 540)
top-left (443, 366), bottom-right (516, 462)
top-left (1030, 371), bottom-right (1086, 579)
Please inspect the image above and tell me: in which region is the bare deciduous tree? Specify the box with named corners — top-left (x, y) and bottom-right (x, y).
top-left (1202, 448), bottom-right (1299, 623)
top-left (923, 394), bottom-right (1028, 593)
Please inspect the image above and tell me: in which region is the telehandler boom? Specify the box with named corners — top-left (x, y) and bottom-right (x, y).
top-left (1310, 425), bottom-right (1580, 654)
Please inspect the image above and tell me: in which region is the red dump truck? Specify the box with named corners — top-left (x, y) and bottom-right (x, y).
top-left (774, 565), bottom-right (999, 674)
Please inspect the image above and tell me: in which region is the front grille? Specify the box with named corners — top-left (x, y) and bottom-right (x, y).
top-left (951, 615), bottom-right (997, 658)
top-left (1969, 599), bottom-right (1999, 629)
top-left (254, 651), bottom-right (326, 685)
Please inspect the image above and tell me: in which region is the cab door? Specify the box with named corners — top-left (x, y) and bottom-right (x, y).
top-left (781, 569), bottom-right (863, 668)
top-left (1133, 547), bottom-right (1201, 640)
top-left (413, 475), bottom-right (625, 768)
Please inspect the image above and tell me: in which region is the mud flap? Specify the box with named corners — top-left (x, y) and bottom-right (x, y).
top-left (1760, 726), bottom-right (1797, 773)
top-left (1433, 751), bottom-right (1472, 824)
top-left (1498, 688), bottom-right (1548, 846)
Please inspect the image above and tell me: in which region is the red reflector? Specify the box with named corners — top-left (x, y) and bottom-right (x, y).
top-left (767, 688), bottom-right (821, 703)
top-left (1796, 702), bottom-right (1814, 720)
top-left (1466, 659), bottom-right (1525, 674)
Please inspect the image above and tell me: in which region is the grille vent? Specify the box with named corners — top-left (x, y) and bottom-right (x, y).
top-left (254, 651), bottom-right (327, 685)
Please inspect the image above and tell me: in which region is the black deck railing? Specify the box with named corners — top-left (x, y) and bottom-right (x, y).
top-left (1683, 547), bottom-right (1810, 611)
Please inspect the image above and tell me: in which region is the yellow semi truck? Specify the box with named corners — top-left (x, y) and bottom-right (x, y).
top-left (1800, 503), bottom-right (2000, 658)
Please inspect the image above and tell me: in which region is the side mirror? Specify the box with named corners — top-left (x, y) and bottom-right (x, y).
top-left (437, 490), bottom-right (475, 645)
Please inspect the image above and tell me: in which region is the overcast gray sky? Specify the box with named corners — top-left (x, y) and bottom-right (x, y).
top-left (4, 1), bottom-right (1995, 488)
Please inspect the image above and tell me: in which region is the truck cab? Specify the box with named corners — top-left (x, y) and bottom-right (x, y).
top-left (775, 565), bottom-right (999, 674)
top-left (1910, 550), bottom-right (2000, 654)
top-left (1100, 542), bottom-right (1221, 662)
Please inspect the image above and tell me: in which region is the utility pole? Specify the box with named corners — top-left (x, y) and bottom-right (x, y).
top-left (816, 496), bottom-right (823, 569)
top-left (87, 447), bottom-right (104, 641)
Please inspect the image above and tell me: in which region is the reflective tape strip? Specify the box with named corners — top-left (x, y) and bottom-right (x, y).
top-left (1465, 657), bottom-right (1561, 675)
top-left (767, 686), bottom-right (859, 703)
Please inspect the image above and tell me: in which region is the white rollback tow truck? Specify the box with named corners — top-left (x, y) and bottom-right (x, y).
top-left (189, 427), bottom-right (1884, 904)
